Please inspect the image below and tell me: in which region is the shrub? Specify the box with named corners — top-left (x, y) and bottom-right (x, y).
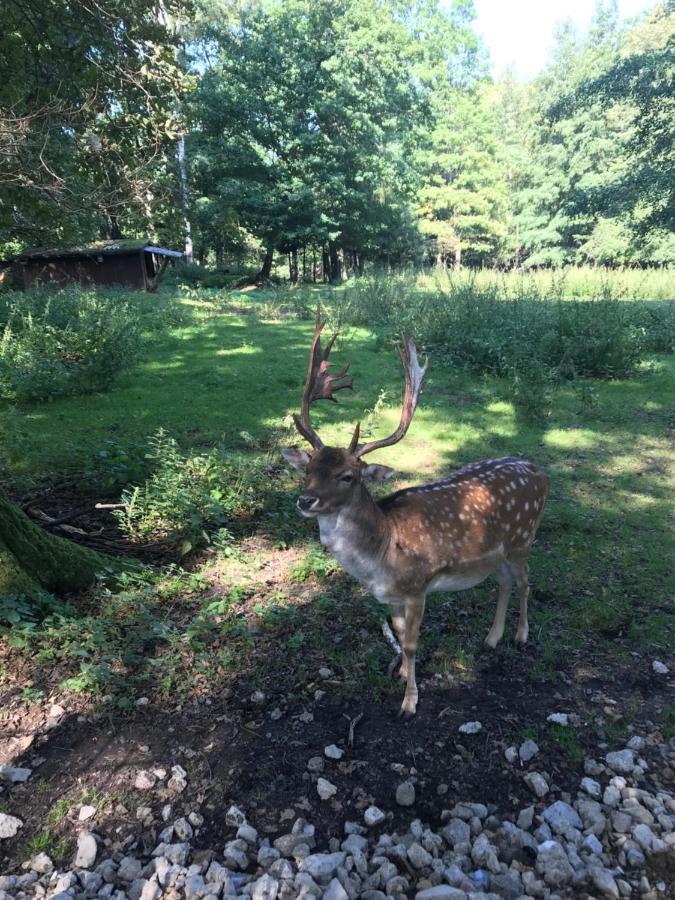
top-left (169, 262), bottom-right (254, 290)
top-left (0, 287), bottom-right (142, 402)
top-left (343, 274), bottom-right (653, 381)
top-left (115, 430), bottom-right (271, 553)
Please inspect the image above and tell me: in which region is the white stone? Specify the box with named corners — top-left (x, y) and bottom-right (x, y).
top-left (167, 764), bottom-right (187, 794)
top-left (225, 805), bottom-right (246, 828)
top-left (542, 801), bottom-right (583, 837)
top-left (237, 822), bottom-right (258, 844)
top-left (364, 806), bottom-right (386, 827)
top-left (519, 739), bottom-right (540, 762)
top-left (174, 817), bottom-right (194, 840)
top-left (524, 771), bottom-right (549, 798)
top-left (589, 866), bottom-right (620, 899)
top-left (652, 660), bottom-right (669, 675)
top-left (504, 746), bottom-right (518, 763)
top-left (139, 877), bottom-right (162, 900)
top-left (0, 814), bottom-right (23, 839)
top-left (471, 833), bottom-right (501, 873)
top-left (457, 721), bottom-right (482, 734)
top-left (536, 839), bottom-right (574, 888)
top-left (74, 831), bottom-right (98, 868)
top-left (415, 888), bottom-right (468, 899)
top-left (396, 781), bottom-right (416, 807)
top-left (323, 877), bottom-right (349, 900)
top-left (135, 770), bottom-right (157, 790)
top-left (250, 872), bottom-right (279, 900)
top-left (28, 852), bottom-right (53, 874)
top-left (582, 833), bottom-right (604, 856)
top-left (407, 841), bottom-right (433, 869)
top-left (547, 713), bottom-right (569, 726)
top-left (605, 750), bottom-right (635, 775)
top-left (580, 777), bottom-right (602, 799)
top-left (324, 744), bottom-right (344, 760)
top-left (300, 852), bottom-right (346, 880)
top-left (79, 805), bottom-right (96, 821)
top-left (316, 777), bottom-right (337, 800)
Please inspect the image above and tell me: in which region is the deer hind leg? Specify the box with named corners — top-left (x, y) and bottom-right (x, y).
top-left (485, 561), bottom-right (514, 649)
top-left (511, 559), bottom-right (530, 645)
top-left (397, 596), bottom-right (425, 717)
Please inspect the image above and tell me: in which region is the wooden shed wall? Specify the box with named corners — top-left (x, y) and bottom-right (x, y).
top-left (17, 253), bottom-right (147, 290)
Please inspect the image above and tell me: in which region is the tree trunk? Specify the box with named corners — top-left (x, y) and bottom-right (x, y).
top-left (328, 242), bottom-right (343, 282)
top-left (177, 134), bottom-right (194, 264)
top-left (255, 246), bottom-right (274, 283)
top-left (454, 245), bottom-right (462, 271)
top-left (289, 248), bottom-right (298, 284)
top-left (312, 247), bottom-right (317, 283)
top-left (0, 492), bottom-right (125, 599)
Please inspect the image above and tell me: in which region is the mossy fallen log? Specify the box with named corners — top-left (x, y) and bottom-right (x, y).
top-left (0, 492), bottom-right (126, 598)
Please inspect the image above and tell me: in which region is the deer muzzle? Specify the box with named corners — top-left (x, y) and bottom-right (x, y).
top-left (297, 494), bottom-right (321, 516)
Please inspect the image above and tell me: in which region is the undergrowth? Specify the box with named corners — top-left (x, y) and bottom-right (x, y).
top-left (114, 430), bottom-right (272, 553)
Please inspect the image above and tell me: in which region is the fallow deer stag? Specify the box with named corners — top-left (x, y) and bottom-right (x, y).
top-left (282, 314), bottom-right (549, 716)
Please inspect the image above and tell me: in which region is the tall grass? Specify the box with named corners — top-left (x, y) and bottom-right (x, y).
top-left (418, 265), bottom-right (675, 302)
top-left (287, 268), bottom-right (674, 419)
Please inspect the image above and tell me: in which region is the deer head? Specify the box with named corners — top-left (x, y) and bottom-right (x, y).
top-left (281, 311), bottom-right (428, 516)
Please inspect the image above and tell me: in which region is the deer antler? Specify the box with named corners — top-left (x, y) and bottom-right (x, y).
top-left (293, 309), bottom-right (353, 449)
top-left (351, 334), bottom-right (428, 458)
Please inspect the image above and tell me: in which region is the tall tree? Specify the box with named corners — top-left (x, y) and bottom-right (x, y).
top-left (0, 1), bottom-right (192, 251)
top-left (188, 0), bottom-right (452, 279)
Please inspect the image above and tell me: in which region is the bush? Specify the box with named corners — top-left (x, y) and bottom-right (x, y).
top-left (169, 262), bottom-right (254, 290)
top-left (115, 430), bottom-right (271, 553)
top-left (344, 274), bottom-right (653, 380)
top-left (0, 287), bottom-right (142, 402)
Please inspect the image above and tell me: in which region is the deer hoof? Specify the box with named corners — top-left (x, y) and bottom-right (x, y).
top-left (387, 653), bottom-right (403, 680)
top-left (484, 633), bottom-right (500, 650)
top-left (398, 694), bottom-right (418, 717)
top-left (515, 625), bottom-right (529, 644)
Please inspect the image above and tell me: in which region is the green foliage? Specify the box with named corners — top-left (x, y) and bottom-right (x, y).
top-left (169, 262), bottom-right (254, 290)
top-left (0, 0), bottom-right (192, 247)
top-left (115, 430), bottom-right (271, 552)
top-left (345, 273), bottom-right (656, 381)
top-left (289, 546), bottom-right (339, 583)
top-left (0, 288), bottom-right (142, 402)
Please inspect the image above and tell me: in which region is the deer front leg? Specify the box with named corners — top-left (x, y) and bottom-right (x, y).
top-left (485, 561), bottom-right (514, 649)
top-left (398, 596), bottom-right (425, 717)
top-left (389, 606), bottom-right (408, 681)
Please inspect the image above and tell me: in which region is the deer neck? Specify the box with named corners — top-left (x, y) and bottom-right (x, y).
top-left (317, 485), bottom-right (390, 590)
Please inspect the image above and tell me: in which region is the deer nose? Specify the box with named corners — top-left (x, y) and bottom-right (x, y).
top-left (297, 494), bottom-right (319, 512)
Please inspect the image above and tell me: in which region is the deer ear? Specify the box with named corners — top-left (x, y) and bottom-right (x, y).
top-left (362, 463), bottom-right (396, 483)
top-left (281, 447), bottom-right (311, 471)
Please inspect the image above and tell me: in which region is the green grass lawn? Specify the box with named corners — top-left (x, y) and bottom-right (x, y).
top-left (0, 279), bottom-right (673, 708)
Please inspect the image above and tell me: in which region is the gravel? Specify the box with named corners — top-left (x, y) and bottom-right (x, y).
top-left (1, 732), bottom-right (673, 900)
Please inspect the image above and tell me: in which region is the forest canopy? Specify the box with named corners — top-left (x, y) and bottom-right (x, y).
top-left (1, 0), bottom-right (673, 272)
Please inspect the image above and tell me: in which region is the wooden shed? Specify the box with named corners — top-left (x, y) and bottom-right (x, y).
top-left (13, 239), bottom-right (183, 292)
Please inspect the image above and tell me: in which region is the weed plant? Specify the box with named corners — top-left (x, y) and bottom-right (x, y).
top-left (0, 287), bottom-right (142, 402)
top-left (115, 430), bottom-right (271, 553)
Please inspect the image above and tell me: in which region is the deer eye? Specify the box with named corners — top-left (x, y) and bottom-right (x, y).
top-left (338, 472), bottom-right (354, 483)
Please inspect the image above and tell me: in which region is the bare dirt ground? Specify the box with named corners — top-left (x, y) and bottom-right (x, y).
top-left (1, 485), bottom-right (674, 876)
top-left (2, 615), bottom-right (673, 873)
